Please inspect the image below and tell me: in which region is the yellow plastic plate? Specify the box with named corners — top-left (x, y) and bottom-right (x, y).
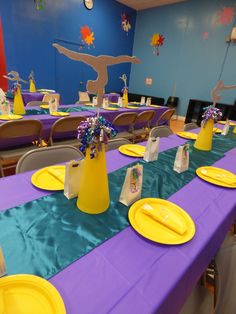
top-left (177, 131), bottom-right (198, 140)
top-left (127, 106), bottom-right (139, 109)
top-left (84, 103), bottom-right (94, 106)
top-left (50, 112), bottom-right (69, 117)
top-left (31, 165), bottom-right (65, 190)
top-left (0, 114), bottom-right (23, 120)
top-left (196, 166), bottom-right (236, 188)
top-left (110, 102), bottom-right (118, 105)
top-left (149, 104), bottom-right (161, 108)
top-left (103, 107), bottom-right (119, 111)
top-left (218, 121), bottom-right (236, 126)
top-left (118, 144), bottom-right (145, 157)
top-left (130, 102), bottom-right (140, 105)
top-left (0, 274), bottom-right (66, 314)
top-left (128, 198), bottom-right (195, 245)
top-left (40, 104), bottom-right (49, 109)
top-left (213, 127), bottom-right (222, 134)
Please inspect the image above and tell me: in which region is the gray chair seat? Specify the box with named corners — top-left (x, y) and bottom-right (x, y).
top-left (115, 131), bottom-right (134, 140)
top-left (150, 126), bottom-right (173, 138)
top-left (133, 128), bottom-right (150, 136)
top-left (184, 123), bottom-right (198, 131)
top-left (0, 145), bottom-right (38, 160)
top-left (51, 138), bottom-right (82, 149)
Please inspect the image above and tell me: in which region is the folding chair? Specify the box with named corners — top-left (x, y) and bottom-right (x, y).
top-left (0, 119), bottom-right (42, 176)
top-left (16, 145), bottom-right (84, 173)
top-left (112, 112), bottom-right (137, 142)
top-left (48, 116), bottom-right (85, 148)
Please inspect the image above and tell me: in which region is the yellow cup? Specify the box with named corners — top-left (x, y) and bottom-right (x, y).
top-left (77, 144), bottom-right (110, 214)
top-left (194, 118), bottom-right (214, 151)
top-left (233, 126), bottom-right (236, 134)
top-left (13, 86), bottom-right (26, 115)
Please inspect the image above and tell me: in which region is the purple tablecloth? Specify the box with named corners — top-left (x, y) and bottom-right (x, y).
top-left (21, 92), bottom-right (44, 106)
top-left (0, 106), bottom-right (94, 149)
top-left (0, 105), bottom-right (167, 148)
top-left (0, 134), bottom-right (236, 313)
top-left (79, 104), bottom-right (168, 128)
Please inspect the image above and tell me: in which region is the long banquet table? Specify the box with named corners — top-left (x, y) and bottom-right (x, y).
top-left (0, 132), bottom-right (236, 313)
top-left (21, 91), bottom-right (44, 105)
top-left (0, 104), bottom-right (168, 148)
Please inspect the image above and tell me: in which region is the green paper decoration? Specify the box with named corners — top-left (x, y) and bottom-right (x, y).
top-left (34, 0), bottom-right (46, 10)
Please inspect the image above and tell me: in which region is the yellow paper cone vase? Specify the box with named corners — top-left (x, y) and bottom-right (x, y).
top-left (194, 118), bottom-right (214, 151)
top-left (77, 144), bottom-right (110, 214)
top-left (29, 79), bottom-right (37, 92)
top-left (13, 86), bottom-right (26, 115)
top-left (122, 89), bottom-right (129, 107)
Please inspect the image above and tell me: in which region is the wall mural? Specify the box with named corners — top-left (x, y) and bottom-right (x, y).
top-left (150, 33), bottom-right (165, 56)
top-left (80, 25), bottom-right (95, 48)
top-left (121, 13), bottom-right (131, 35)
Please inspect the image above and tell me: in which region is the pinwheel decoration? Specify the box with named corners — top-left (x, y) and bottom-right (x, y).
top-left (150, 33), bottom-right (165, 56)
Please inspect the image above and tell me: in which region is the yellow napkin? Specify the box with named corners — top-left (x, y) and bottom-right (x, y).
top-left (201, 168), bottom-right (236, 185)
top-left (149, 104), bottom-right (160, 108)
top-left (177, 132), bottom-right (197, 139)
top-left (47, 168), bottom-right (65, 184)
top-left (124, 146), bottom-right (145, 156)
top-left (127, 106), bottom-right (139, 109)
top-left (142, 203), bottom-right (187, 235)
top-left (213, 128), bottom-right (222, 133)
top-left (51, 112), bottom-right (68, 116)
top-left (40, 105), bottom-right (49, 109)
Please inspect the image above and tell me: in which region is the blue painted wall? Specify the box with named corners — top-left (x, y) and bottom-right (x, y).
top-left (129, 0), bottom-right (236, 116)
top-left (0, 0), bottom-right (136, 104)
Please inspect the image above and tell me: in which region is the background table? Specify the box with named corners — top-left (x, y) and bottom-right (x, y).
top-left (77, 104), bottom-right (168, 129)
top-left (103, 93), bottom-right (120, 103)
top-left (0, 105), bottom-right (168, 149)
top-left (21, 92), bottom-right (44, 106)
top-left (0, 133), bottom-right (235, 313)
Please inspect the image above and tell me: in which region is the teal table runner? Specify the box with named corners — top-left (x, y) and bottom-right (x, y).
top-left (0, 134), bottom-right (235, 279)
top-left (25, 106), bottom-right (88, 115)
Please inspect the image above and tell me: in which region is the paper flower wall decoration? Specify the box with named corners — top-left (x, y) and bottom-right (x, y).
top-left (121, 13), bottom-right (131, 35)
top-left (150, 33), bottom-right (165, 56)
top-left (216, 7), bottom-right (235, 25)
top-left (80, 25), bottom-right (95, 48)
top-left (34, 0), bottom-right (46, 10)
top-left (202, 32), bottom-right (209, 40)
